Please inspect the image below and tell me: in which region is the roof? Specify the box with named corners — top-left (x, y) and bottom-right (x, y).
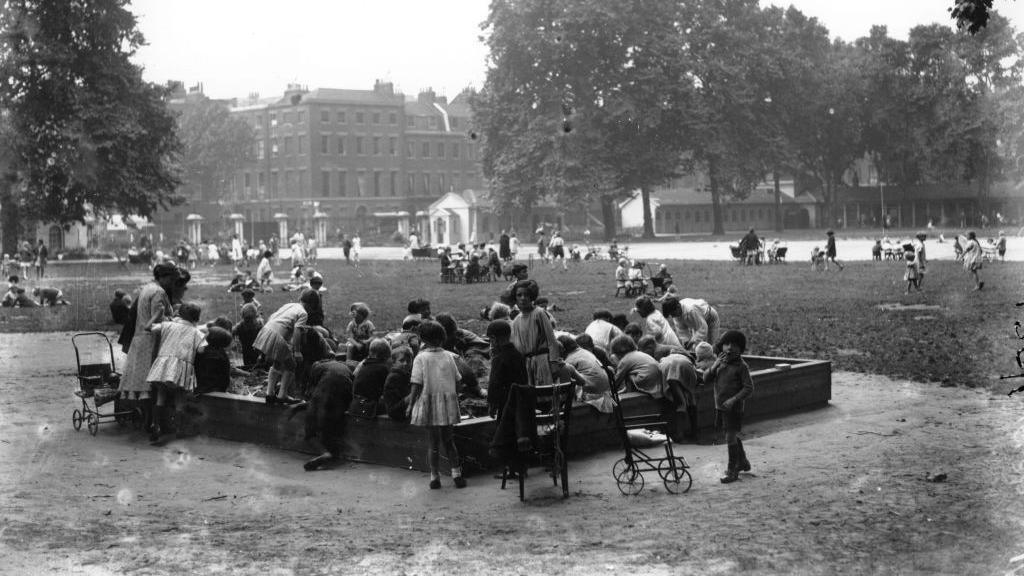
top-left (303, 88), bottom-right (404, 105)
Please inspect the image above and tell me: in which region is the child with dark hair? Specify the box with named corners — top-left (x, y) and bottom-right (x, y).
top-left (351, 338), bottom-right (392, 417)
top-left (436, 313), bottom-right (489, 356)
top-left (486, 320), bottom-right (527, 420)
top-left (240, 288), bottom-right (262, 318)
top-left (623, 322), bottom-right (644, 343)
top-left (346, 302), bottom-right (375, 352)
top-left (195, 327), bottom-right (250, 395)
top-left (634, 295), bottom-right (682, 348)
top-left (406, 320), bottom-right (467, 489)
top-left (382, 346), bottom-right (414, 421)
top-left (233, 303), bottom-right (264, 369)
top-left (33, 286), bottom-right (70, 306)
top-left (705, 330), bottom-right (754, 484)
top-left (510, 279), bottom-right (559, 387)
top-left (407, 298), bottom-right (432, 319)
top-left (207, 315), bottom-right (233, 333)
top-left (110, 289), bottom-right (132, 325)
top-left (297, 357), bottom-right (354, 471)
top-left (146, 302), bottom-right (205, 444)
top-left (611, 313), bottom-right (629, 331)
top-left (256, 250), bottom-right (274, 292)
top-left (575, 333), bottom-right (614, 370)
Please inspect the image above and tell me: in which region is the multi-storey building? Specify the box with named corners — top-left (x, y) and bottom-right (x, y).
top-left (152, 81), bottom-right (484, 245)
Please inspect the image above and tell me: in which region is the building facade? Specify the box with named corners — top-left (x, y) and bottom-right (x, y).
top-left (151, 81), bottom-right (484, 246)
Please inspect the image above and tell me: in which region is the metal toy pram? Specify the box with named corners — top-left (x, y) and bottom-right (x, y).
top-left (71, 332), bottom-right (140, 435)
top-left (609, 377), bottom-right (692, 495)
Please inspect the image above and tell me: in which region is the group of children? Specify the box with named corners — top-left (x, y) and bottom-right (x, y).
top-left (3, 275), bottom-right (70, 307)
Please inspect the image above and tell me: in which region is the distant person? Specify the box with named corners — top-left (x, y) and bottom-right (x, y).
top-left (499, 230), bottom-right (511, 261)
top-left (997, 231), bottom-right (1007, 261)
top-left (824, 230), bottom-right (844, 271)
top-left (962, 231), bottom-right (984, 291)
top-left (351, 233), bottom-right (361, 265)
top-left (34, 240), bottom-right (48, 279)
top-left (110, 289), bottom-right (133, 325)
top-left (33, 286), bottom-right (69, 306)
top-left (739, 228), bottom-right (760, 265)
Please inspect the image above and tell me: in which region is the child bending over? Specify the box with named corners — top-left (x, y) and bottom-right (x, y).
top-left (146, 302), bottom-right (206, 445)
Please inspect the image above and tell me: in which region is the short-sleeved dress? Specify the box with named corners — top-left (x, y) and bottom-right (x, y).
top-left (119, 282), bottom-right (171, 398)
top-left (511, 307), bottom-right (557, 387)
top-left (147, 320), bottom-right (203, 392)
top-left (409, 347), bottom-right (462, 427)
top-left (253, 302), bottom-right (307, 369)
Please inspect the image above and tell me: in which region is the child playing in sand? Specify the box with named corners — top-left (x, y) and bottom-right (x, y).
top-left (704, 330), bottom-right (754, 484)
top-left (233, 303), bottom-right (264, 369)
top-left (405, 320), bottom-right (466, 489)
top-left (146, 302), bottom-right (206, 444)
top-left (346, 302), bottom-right (376, 357)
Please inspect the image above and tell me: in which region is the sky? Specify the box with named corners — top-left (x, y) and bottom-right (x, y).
top-left (129, 0), bottom-right (1024, 102)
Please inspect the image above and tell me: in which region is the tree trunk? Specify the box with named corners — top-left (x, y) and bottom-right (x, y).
top-left (774, 171), bottom-right (783, 232)
top-left (640, 185), bottom-right (655, 239)
top-left (600, 194), bottom-right (618, 240)
top-left (709, 158), bottom-right (725, 236)
top-left (0, 177), bottom-right (20, 258)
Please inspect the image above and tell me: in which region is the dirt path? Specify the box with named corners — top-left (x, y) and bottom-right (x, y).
top-left (2, 332), bottom-right (1024, 575)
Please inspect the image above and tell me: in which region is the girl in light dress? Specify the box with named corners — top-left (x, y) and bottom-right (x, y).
top-left (146, 302), bottom-right (205, 444)
top-left (405, 320), bottom-right (467, 489)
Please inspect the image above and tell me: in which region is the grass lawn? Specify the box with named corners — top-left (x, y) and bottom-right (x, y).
top-left (5, 256), bottom-right (1020, 388)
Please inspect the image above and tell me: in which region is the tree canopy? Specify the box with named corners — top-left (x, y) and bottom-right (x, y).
top-left (0, 0), bottom-right (181, 252)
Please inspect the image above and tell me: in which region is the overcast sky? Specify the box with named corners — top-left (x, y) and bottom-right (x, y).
top-left (129, 0), bottom-right (1024, 101)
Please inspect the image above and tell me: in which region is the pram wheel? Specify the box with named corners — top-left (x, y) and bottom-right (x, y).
top-left (87, 413), bottom-right (99, 436)
top-left (659, 458), bottom-right (692, 494)
top-left (72, 409), bottom-right (83, 431)
top-left (613, 458), bottom-right (644, 495)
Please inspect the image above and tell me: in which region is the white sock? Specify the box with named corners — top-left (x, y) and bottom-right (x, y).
top-left (451, 467), bottom-right (462, 478)
top-left (430, 472), bottom-right (440, 481)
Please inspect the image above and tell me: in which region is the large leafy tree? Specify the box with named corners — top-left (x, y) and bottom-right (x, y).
top-left (0, 0), bottom-right (181, 254)
top-left (176, 94), bottom-right (254, 206)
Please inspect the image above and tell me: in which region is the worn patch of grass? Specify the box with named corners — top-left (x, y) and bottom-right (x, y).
top-left (3, 257), bottom-right (1020, 388)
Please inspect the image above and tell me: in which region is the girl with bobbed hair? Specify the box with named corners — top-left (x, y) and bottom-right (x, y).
top-left (608, 334), bottom-right (664, 398)
top-left (254, 290), bottom-right (321, 405)
top-left (510, 279), bottom-right (559, 387)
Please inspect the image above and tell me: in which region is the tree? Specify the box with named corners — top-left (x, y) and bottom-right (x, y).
top-left (175, 94), bottom-right (254, 207)
top-left (0, 0), bottom-right (181, 254)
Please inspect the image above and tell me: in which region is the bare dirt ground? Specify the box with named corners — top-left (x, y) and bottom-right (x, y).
top-left (3, 331), bottom-right (1024, 575)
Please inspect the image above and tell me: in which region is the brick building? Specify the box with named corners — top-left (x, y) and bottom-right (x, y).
top-left (152, 81), bottom-right (484, 246)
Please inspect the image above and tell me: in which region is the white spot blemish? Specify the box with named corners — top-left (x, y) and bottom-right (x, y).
top-left (117, 488), bottom-right (134, 506)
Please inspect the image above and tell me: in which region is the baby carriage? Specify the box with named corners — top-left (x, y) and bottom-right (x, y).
top-left (71, 332), bottom-right (140, 435)
top-left (609, 377), bottom-right (692, 495)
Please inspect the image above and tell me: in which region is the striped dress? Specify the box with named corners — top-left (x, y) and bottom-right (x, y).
top-left (409, 347), bottom-right (462, 427)
top-left (146, 320), bottom-right (204, 392)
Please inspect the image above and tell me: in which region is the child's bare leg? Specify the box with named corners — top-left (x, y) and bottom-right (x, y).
top-left (266, 367), bottom-right (281, 398)
top-left (277, 370), bottom-right (294, 400)
top-left (427, 427), bottom-right (442, 483)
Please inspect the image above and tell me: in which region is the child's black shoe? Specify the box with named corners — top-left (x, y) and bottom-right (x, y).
top-left (429, 478), bottom-right (442, 490)
top-left (454, 476), bottom-right (467, 489)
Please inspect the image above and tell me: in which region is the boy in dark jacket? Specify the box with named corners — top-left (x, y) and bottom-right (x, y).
top-left (704, 330), bottom-right (754, 484)
top-left (382, 345), bottom-right (414, 421)
top-left (485, 320), bottom-right (527, 420)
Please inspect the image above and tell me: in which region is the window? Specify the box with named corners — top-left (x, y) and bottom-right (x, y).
top-left (244, 173), bottom-right (252, 196)
top-left (297, 110), bottom-right (305, 124)
top-left (357, 171), bottom-right (366, 196)
top-left (338, 171), bottom-right (347, 196)
top-left (428, 116), bottom-right (437, 129)
top-left (284, 136), bottom-right (294, 155)
top-left (321, 171), bottom-right (331, 197)
top-left (407, 116), bottom-right (415, 128)
top-left (389, 112), bottom-right (397, 125)
top-left (407, 174), bottom-right (415, 196)
top-left (356, 136), bottom-right (364, 155)
top-left (320, 110), bottom-right (329, 123)
top-left (372, 136), bottom-right (380, 156)
top-left (389, 137), bottom-right (397, 156)
top-left (422, 174), bottom-right (430, 195)
top-left (356, 111), bottom-right (364, 124)
top-left (695, 210), bottom-right (701, 223)
top-left (270, 113), bottom-right (277, 127)
top-left (284, 111), bottom-right (293, 124)
top-left (437, 142), bottom-right (445, 158)
top-left (421, 142), bottom-right (430, 158)
top-left (406, 141), bottom-right (414, 158)
top-left (372, 112), bottom-right (380, 124)
top-left (285, 170), bottom-right (294, 194)
top-left (439, 173), bottom-right (446, 194)
top-left (450, 117), bottom-right (459, 129)
top-left (257, 172), bottom-right (265, 196)
top-left (452, 143), bottom-right (460, 159)
top-left (270, 171), bottom-right (279, 198)
top-left (337, 110), bottom-right (346, 123)
top-left (390, 171), bottom-right (398, 196)
top-left (373, 171), bottom-right (381, 196)
top-left (321, 135), bottom-right (329, 155)
top-left (257, 141), bottom-right (265, 160)
top-left (337, 136), bottom-right (345, 155)
top-left (298, 135), bottom-right (307, 155)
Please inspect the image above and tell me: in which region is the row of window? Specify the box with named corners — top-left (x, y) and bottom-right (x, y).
top-left (255, 135), bottom-right (477, 160)
top-left (238, 170), bottom-right (478, 199)
top-left (251, 109), bottom-right (462, 131)
top-left (657, 207), bottom-right (775, 223)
